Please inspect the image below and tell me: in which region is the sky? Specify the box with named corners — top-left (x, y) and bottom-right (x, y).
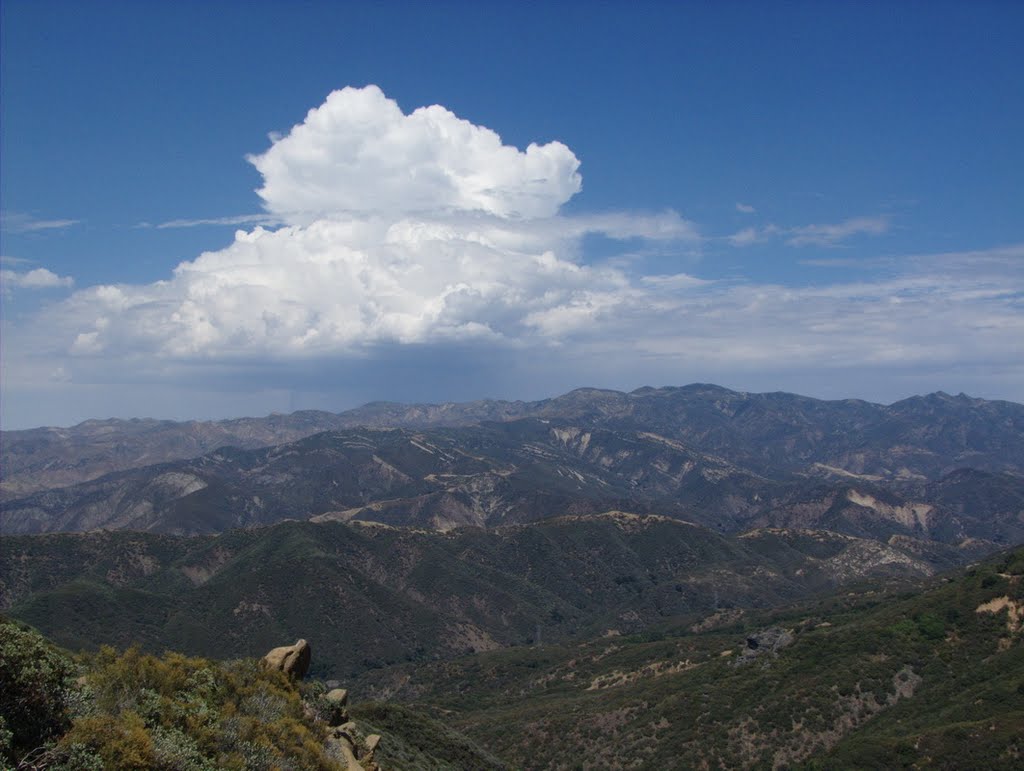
top-left (1, 0), bottom-right (1022, 429)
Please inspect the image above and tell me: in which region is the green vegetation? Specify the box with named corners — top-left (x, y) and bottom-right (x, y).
top-left (348, 703), bottom-right (510, 770)
top-left (0, 619), bottom-right (79, 763)
top-left (2, 532), bottom-right (1024, 765)
top-left (350, 546), bottom-right (1024, 769)
top-left (2, 517), bottom-right (945, 683)
top-left (0, 618), bottom-right (339, 769)
top-left (0, 619), bottom-right (518, 771)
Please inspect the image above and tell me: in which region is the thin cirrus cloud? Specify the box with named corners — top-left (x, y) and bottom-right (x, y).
top-left (726, 216), bottom-right (889, 248)
top-left (0, 211), bottom-right (80, 233)
top-left (139, 214), bottom-right (282, 229)
top-left (3, 85), bottom-right (1022, 412)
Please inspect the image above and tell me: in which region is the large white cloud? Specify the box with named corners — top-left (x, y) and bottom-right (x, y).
top-left (32, 86), bottom-right (693, 361)
top-left (249, 85), bottom-right (582, 222)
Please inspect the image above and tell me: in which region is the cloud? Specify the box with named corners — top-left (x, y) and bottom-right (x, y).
top-left (1, 267), bottom-right (74, 290)
top-left (2, 86), bottom-right (1021, 426)
top-left (735, 202), bottom-right (756, 214)
top-left (1, 212), bottom-right (80, 233)
top-left (248, 85), bottom-right (582, 223)
top-left (726, 217), bottom-right (889, 248)
top-left (140, 214), bottom-right (282, 229)
top-left (5, 87), bottom-right (695, 366)
top-left (727, 226), bottom-right (765, 246)
top-left (786, 216), bottom-right (889, 246)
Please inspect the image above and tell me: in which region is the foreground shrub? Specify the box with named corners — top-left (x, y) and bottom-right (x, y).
top-left (0, 623), bottom-right (341, 770)
top-left (0, 618), bottom-right (77, 765)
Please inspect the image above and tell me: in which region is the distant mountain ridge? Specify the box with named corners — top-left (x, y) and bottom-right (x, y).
top-left (4, 417), bottom-right (1023, 548)
top-left (3, 384), bottom-right (1022, 502)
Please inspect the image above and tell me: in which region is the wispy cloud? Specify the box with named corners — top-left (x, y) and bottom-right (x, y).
top-left (0, 211), bottom-right (79, 233)
top-left (726, 216), bottom-right (890, 248)
top-left (735, 202), bottom-right (756, 214)
top-left (138, 214), bottom-right (282, 229)
top-left (786, 216), bottom-right (889, 246)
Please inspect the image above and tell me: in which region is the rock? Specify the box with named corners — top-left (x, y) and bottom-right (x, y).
top-left (326, 687), bottom-right (349, 706)
top-left (362, 733), bottom-right (382, 770)
top-left (732, 626), bottom-right (794, 665)
top-left (326, 687), bottom-right (350, 725)
top-left (325, 730), bottom-right (364, 770)
top-left (262, 639), bottom-right (311, 679)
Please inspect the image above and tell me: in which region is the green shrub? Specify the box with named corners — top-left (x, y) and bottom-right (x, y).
top-left (0, 617), bottom-right (78, 764)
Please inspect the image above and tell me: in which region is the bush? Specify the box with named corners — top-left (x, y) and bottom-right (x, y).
top-left (0, 617), bottom-right (78, 764)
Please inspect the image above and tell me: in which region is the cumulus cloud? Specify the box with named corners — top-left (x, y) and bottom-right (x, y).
top-left (10, 86), bottom-right (697, 364)
top-left (249, 85), bottom-right (582, 222)
top-left (1, 267), bottom-right (74, 290)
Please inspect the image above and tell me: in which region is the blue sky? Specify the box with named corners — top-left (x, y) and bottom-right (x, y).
top-left (2, 0), bottom-right (1022, 429)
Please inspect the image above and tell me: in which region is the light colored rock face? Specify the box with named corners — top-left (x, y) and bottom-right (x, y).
top-left (262, 639), bottom-right (311, 679)
top-left (324, 721), bottom-right (381, 771)
top-left (976, 595), bottom-right (1023, 634)
top-left (326, 687), bottom-right (349, 706)
top-left (846, 489), bottom-right (933, 531)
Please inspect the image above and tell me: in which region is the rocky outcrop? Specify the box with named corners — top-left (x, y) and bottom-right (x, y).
top-left (323, 706), bottom-right (381, 770)
top-left (325, 687), bottom-right (349, 725)
top-left (262, 640), bottom-right (382, 767)
top-left (733, 626), bottom-right (794, 665)
top-left (262, 639), bottom-right (311, 679)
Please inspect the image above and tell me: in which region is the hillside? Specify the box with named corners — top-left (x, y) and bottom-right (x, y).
top-left (4, 545), bottom-right (1021, 769)
top-left (350, 545), bottom-right (1024, 769)
top-left (0, 515), bottom-right (952, 681)
top-left (0, 617), bottom-right (501, 770)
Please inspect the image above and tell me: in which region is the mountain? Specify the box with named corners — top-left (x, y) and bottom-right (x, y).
top-left (5, 417), bottom-right (1023, 553)
top-left (349, 544), bottom-right (1024, 769)
top-left (0, 420), bottom-right (771, 535)
top-left (4, 385), bottom-right (1022, 501)
top-left (0, 514), bottom-right (952, 681)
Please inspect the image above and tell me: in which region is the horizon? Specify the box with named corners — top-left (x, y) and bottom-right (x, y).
top-left (3, 1), bottom-right (1022, 430)
top-left (3, 380), bottom-right (1016, 433)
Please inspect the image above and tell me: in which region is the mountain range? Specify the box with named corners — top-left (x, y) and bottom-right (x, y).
top-left (2, 383), bottom-right (1023, 768)
top-left (3, 385), bottom-right (1023, 551)
top-left (4, 384), bottom-right (1022, 500)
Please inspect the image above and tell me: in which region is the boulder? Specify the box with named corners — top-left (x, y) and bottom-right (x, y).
top-left (325, 729), bottom-right (364, 770)
top-left (326, 688), bottom-right (349, 706)
top-left (326, 687), bottom-right (350, 725)
top-left (262, 639), bottom-right (311, 680)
